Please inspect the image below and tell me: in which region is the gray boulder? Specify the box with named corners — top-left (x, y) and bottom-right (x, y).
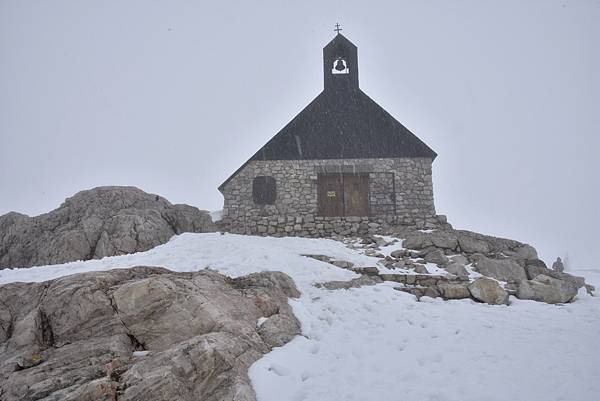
top-left (401, 232), bottom-right (432, 250)
top-left (438, 283), bottom-right (471, 299)
top-left (449, 254), bottom-right (469, 265)
top-left (429, 231), bottom-right (459, 250)
top-left (0, 186), bottom-right (216, 269)
top-left (390, 249), bottom-right (407, 258)
top-left (457, 233), bottom-right (491, 254)
top-left (413, 264), bottom-right (429, 274)
top-left (0, 266), bottom-right (300, 401)
top-left (558, 273), bottom-right (586, 290)
top-left (468, 277), bottom-right (509, 305)
top-left (524, 264), bottom-right (560, 280)
top-left (526, 258), bottom-right (547, 269)
top-left (472, 255), bottom-right (528, 282)
top-left (401, 229), bottom-right (538, 263)
top-left (401, 230), bottom-right (459, 251)
top-left (423, 249), bottom-right (450, 266)
top-left (444, 262), bottom-right (469, 280)
top-left (504, 245), bottom-right (538, 261)
top-left (516, 274), bottom-right (578, 304)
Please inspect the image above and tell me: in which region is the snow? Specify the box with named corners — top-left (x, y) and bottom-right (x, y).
top-left (210, 209), bottom-right (223, 222)
top-left (2, 233), bottom-right (599, 401)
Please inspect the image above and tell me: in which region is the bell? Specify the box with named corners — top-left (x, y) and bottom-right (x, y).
top-left (334, 59), bottom-right (346, 71)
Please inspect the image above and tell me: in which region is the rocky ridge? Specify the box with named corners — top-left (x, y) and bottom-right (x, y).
top-left (0, 187), bottom-right (216, 269)
top-left (0, 266), bottom-right (300, 401)
top-left (310, 228), bottom-right (594, 305)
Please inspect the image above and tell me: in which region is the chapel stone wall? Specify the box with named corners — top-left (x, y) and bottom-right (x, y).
top-left (220, 158), bottom-right (444, 236)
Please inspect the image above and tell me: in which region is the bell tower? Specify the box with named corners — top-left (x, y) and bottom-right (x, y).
top-left (323, 26), bottom-right (359, 92)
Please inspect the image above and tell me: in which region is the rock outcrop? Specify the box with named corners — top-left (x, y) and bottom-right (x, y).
top-left (471, 255), bottom-right (527, 282)
top-left (0, 266), bottom-right (300, 401)
top-left (516, 274), bottom-right (579, 304)
top-left (468, 278), bottom-right (509, 305)
top-left (0, 186), bottom-right (216, 269)
top-left (326, 230), bottom-right (593, 305)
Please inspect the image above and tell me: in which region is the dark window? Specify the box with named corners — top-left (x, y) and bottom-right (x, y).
top-left (252, 176), bottom-right (276, 205)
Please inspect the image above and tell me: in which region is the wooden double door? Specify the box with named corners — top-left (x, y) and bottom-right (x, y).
top-left (318, 173), bottom-right (369, 217)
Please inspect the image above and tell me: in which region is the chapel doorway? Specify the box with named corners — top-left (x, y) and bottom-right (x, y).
top-left (318, 173), bottom-right (369, 217)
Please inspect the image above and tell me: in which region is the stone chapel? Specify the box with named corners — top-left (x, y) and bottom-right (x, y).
top-left (219, 31), bottom-right (447, 236)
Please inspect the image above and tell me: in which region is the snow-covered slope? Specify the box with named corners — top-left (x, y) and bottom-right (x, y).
top-left (1, 233), bottom-right (599, 401)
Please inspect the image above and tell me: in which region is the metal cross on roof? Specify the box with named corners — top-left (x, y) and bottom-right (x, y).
top-left (334, 23), bottom-right (342, 34)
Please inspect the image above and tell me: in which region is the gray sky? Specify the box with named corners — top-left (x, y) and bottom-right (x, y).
top-left (1, 0), bottom-right (598, 267)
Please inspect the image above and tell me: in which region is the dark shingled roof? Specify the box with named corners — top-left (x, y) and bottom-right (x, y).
top-left (219, 34), bottom-right (436, 191)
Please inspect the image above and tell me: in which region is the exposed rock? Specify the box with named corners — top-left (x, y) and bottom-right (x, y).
top-left (526, 258), bottom-right (547, 269)
top-left (429, 231), bottom-right (459, 251)
top-left (444, 262), bottom-right (469, 280)
top-left (396, 282), bottom-right (470, 301)
top-left (315, 274), bottom-right (383, 290)
top-left (413, 264), bottom-right (429, 274)
top-left (423, 286), bottom-right (442, 298)
top-left (401, 229), bottom-right (537, 263)
top-left (392, 260), bottom-right (406, 268)
top-left (0, 187), bottom-right (216, 269)
top-left (303, 255), bottom-right (357, 270)
top-left (423, 249), bottom-right (450, 267)
top-left (472, 255), bottom-right (527, 282)
top-left (395, 286), bottom-right (428, 299)
top-left (468, 278), bottom-right (509, 305)
top-left (524, 264), bottom-right (560, 280)
top-left (449, 254), bottom-right (469, 265)
top-left (438, 283), bottom-right (471, 300)
top-left (585, 284), bottom-right (595, 296)
top-left (302, 254), bottom-right (331, 263)
top-left (352, 266), bottom-right (380, 276)
top-left (360, 235), bottom-right (378, 245)
top-left (380, 274), bottom-right (460, 287)
top-left (257, 313), bottom-right (301, 348)
top-left (457, 234), bottom-right (491, 254)
top-left (522, 267), bottom-right (587, 293)
top-left (364, 249), bottom-right (385, 258)
top-left (396, 286), bottom-right (440, 300)
top-left (504, 245), bottom-right (538, 261)
top-left (0, 266), bottom-right (300, 401)
top-left (331, 260), bottom-right (355, 269)
top-left (558, 273), bottom-right (586, 290)
top-left (390, 249), bottom-right (407, 259)
top-left (516, 274), bottom-right (578, 304)
top-left (401, 232), bottom-right (431, 250)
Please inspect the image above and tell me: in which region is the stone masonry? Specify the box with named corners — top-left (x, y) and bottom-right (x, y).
top-left (220, 157), bottom-right (445, 236)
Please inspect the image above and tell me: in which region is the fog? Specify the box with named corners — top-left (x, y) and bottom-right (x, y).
top-left (1, 0), bottom-right (598, 267)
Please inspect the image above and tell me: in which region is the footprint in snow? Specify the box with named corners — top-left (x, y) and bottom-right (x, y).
top-left (268, 363), bottom-right (291, 376)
